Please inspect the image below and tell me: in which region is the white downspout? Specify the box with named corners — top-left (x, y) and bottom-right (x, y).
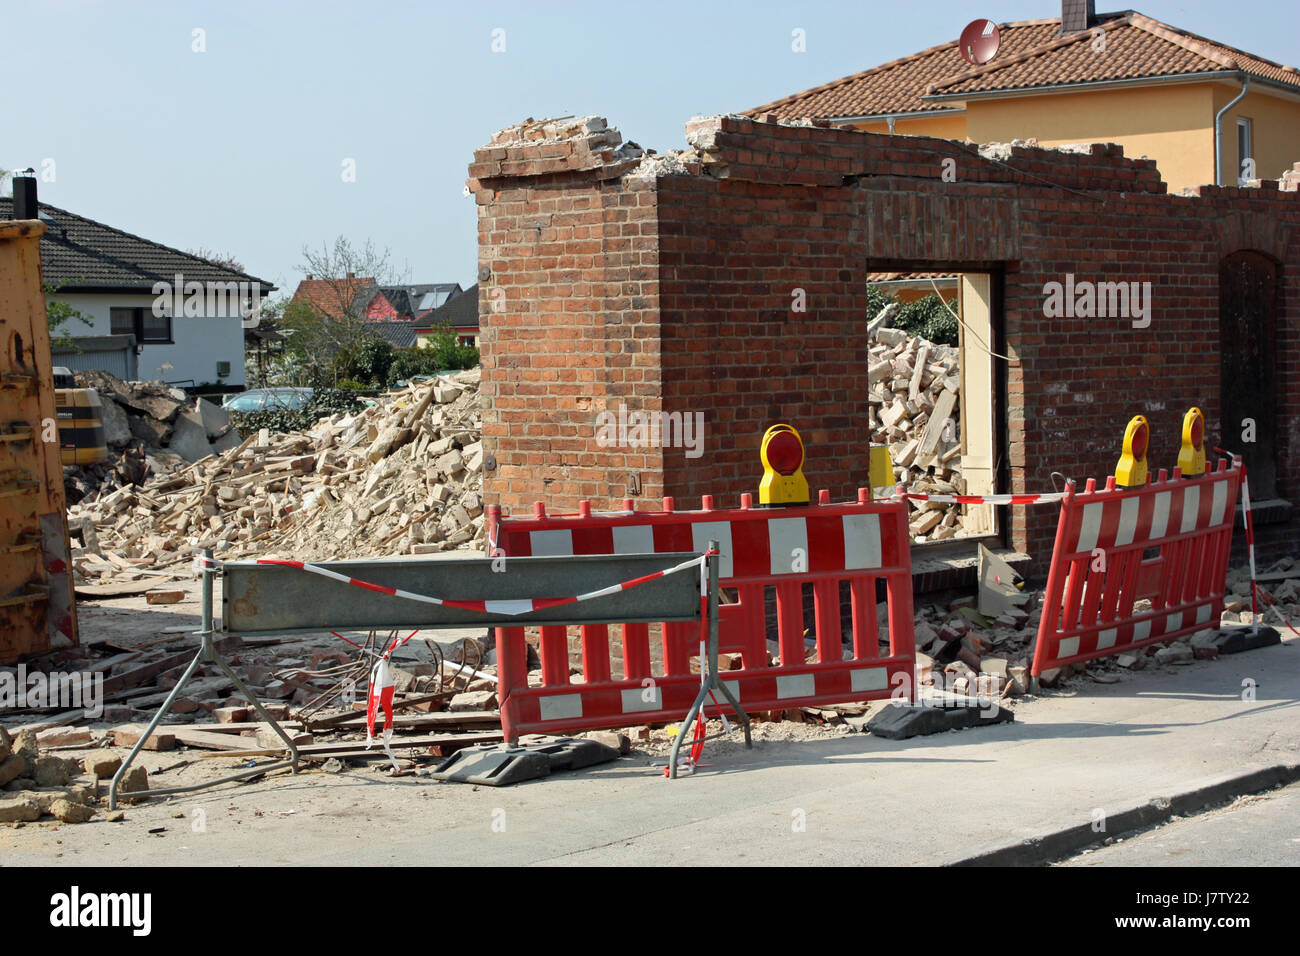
top-left (1215, 76), bottom-right (1250, 185)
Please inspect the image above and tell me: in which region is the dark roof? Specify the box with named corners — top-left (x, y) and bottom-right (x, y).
top-left (417, 283), bottom-right (478, 330)
top-left (376, 287), bottom-right (415, 316)
top-left (0, 197), bottom-right (273, 293)
top-left (746, 11), bottom-right (1300, 120)
top-left (370, 319), bottom-right (417, 348)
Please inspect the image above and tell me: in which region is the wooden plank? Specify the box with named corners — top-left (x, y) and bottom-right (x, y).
top-left (99, 650), bottom-right (197, 695)
top-left (919, 389), bottom-right (958, 456)
top-left (172, 728), bottom-right (274, 751)
top-left (87, 651), bottom-right (143, 674)
top-left (328, 710), bottom-right (501, 732)
top-left (200, 732), bottom-right (503, 759)
top-left (75, 581), bottom-right (158, 599)
top-left (128, 677), bottom-right (231, 708)
top-left (303, 692), bottom-right (453, 728)
top-left (2, 709), bottom-right (87, 734)
top-left (178, 721), bottom-right (304, 734)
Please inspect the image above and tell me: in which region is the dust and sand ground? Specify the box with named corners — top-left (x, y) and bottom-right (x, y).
top-left (4, 577), bottom-right (1285, 866)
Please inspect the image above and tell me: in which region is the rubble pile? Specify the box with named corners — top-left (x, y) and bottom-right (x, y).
top-left (67, 370), bottom-right (485, 583)
top-left (76, 369), bottom-right (242, 464)
top-left (0, 726), bottom-right (115, 824)
top-left (866, 325), bottom-right (968, 541)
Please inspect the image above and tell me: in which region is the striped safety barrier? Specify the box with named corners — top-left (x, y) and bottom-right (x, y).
top-left (1030, 458), bottom-right (1242, 677)
top-left (489, 488), bottom-right (917, 743)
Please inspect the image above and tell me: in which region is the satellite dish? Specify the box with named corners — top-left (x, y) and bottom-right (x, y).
top-left (959, 19), bottom-right (1001, 65)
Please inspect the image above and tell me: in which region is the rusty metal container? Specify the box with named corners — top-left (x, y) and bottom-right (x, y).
top-left (0, 217), bottom-right (78, 662)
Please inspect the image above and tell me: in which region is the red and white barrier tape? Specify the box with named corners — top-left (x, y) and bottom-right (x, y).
top-left (199, 551), bottom-right (713, 616)
top-left (1215, 447), bottom-right (1259, 618)
top-left (887, 491), bottom-right (1068, 506)
top-left (1215, 447), bottom-right (1298, 637)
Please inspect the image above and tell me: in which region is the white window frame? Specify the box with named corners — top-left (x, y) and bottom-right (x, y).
top-left (1237, 117), bottom-right (1254, 185)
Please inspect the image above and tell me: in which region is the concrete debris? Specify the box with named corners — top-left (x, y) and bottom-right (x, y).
top-left (866, 326), bottom-right (970, 539)
top-left (73, 370), bottom-right (239, 468)
top-left (0, 734), bottom-right (101, 824)
top-left (866, 695), bottom-right (1014, 739)
top-left (65, 369), bottom-right (485, 583)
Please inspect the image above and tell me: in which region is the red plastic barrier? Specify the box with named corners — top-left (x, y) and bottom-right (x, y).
top-left (489, 489), bottom-right (916, 742)
top-left (1031, 459), bottom-right (1241, 677)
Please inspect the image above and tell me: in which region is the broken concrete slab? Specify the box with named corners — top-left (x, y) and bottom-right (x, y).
top-left (97, 393), bottom-right (133, 446)
top-left (433, 736), bottom-right (620, 786)
top-left (978, 543), bottom-right (1030, 616)
top-left (166, 408), bottom-right (217, 463)
top-left (866, 695), bottom-right (1013, 739)
top-left (193, 397), bottom-right (231, 439)
top-left (84, 753), bottom-right (122, 779)
top-left (1212, 625), bottom-right (1282, 655)
top-left (0, 796), bottom-right (41, 823)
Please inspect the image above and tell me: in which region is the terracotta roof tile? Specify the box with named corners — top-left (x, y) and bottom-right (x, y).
top-left (291, 276), bottom-right (376, 319)
top-left (746, 12), bottom-right (1300, 120)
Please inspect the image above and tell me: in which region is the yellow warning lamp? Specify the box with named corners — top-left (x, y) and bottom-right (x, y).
top-left (759, 424), bottom-right (809, 506)
top-left (867, 443), bottom-right (894, 496)
top-left (1177, 407), bottom-right (1206, 477)
top-left (1114, 415), bottom-right (1149, 488)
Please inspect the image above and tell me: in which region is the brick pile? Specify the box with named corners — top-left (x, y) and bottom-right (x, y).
top-left (67, 370), bottom-right (485, 583)
top-left (866, 324), bottom-right (969, 540)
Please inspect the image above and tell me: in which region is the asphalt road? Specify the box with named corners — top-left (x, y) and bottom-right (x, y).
top-left (1060, 782), bottom-right (1300, 866)
top-left (6, 635), bottom-right (1297, 866)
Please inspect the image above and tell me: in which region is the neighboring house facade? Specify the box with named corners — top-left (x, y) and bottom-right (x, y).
top-left (415, 284), bottom-right (479, 347)
top-left (746, 3), bottom-right (1300, 191)
top-left (289, 278), bottom-right (465, 348)
top-left (0, 192), bottom-right (272, 387)
top-left (362, 283), bottom-right (462, 322)
top-left (290, 273), bottom-right (377, 321)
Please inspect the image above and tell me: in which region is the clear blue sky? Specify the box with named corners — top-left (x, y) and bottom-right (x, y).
top-left (7, 1), bottom-right (1293, 297)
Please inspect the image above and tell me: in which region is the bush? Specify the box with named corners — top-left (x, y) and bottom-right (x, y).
top-left (867, 287), bottom-right (959, 347)
top-left (229, 388), bottom-right (365, 435)
top-left (385, 348), bottom-right (443, 386)
top-left (348, 338), bottom-right (395, 386)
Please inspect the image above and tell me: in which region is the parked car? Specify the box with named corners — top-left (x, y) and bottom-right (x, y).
top-left (221, 387), bottom-right (314, 413)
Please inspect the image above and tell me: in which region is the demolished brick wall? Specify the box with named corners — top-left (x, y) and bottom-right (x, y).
top-left (470, 114), bottom-right (1299, 574)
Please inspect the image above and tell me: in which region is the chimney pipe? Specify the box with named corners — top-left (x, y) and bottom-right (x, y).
top-left (1061, 0), bottom-right (1095, 34)
top-left (12, 170), bottom-right (37, 220)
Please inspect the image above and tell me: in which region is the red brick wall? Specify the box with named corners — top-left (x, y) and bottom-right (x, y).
top-left (471, 115), bottom-right (1300, 573)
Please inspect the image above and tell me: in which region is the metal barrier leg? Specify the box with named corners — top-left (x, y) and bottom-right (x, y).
top-left (668, 541), bottom-right (749, 778)
top-left (108, 549), bottom-right (300, 810)
top-left (108, 641), bottom-right (203, 810)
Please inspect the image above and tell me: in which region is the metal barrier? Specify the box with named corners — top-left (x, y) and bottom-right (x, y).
top-left (489, 487), bottom-right (917, 742)
top-left (110, 545), bottom-right (732, 805)
top-left (1030, 458), bottom-right (1242, 678)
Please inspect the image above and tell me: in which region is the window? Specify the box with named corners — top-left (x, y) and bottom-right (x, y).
top-left (110, 307), bottom-right (172, 344)
top-left (1237, 117), bottom-right (1253, 184)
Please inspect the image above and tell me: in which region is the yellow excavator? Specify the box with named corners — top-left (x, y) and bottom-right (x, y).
top-left (53, 366), bottom-right (108, 466)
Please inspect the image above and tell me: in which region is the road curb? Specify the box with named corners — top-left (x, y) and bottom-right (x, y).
top-left (946, 762), bottom-right (1300, 867)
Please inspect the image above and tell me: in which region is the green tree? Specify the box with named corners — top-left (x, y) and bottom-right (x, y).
top-left (46, 279), bottom-right (93, 349)
top-left (866, 287), bottom-right (958, 346)
top-left (276, 236), bottom-right (407, 388)
top-left (425, 323), bottom-right (480, 371)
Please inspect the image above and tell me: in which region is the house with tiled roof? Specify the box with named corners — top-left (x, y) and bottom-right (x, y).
top-left (361, 283), bottom-right (462, 322)
top-left (0, 180), bottom-right (273, 387)
top-left (369, 319), bottom-right (418, 349)
top-left (290, 274), bottom-right (378, 322)
top-left (414, 284), bottom-right (479, 348)
top-left (746, 2), bottom-right (1300, 191)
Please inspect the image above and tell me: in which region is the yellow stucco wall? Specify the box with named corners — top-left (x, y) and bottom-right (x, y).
top-left (963, 83), bottom-right (1217, 191)
top-left (851, 113), bottom-right (969, 140)
top-left (1214, 87), bottom-right (1300, 184)
top-left (839, 80), bottom-right (1300, 192)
